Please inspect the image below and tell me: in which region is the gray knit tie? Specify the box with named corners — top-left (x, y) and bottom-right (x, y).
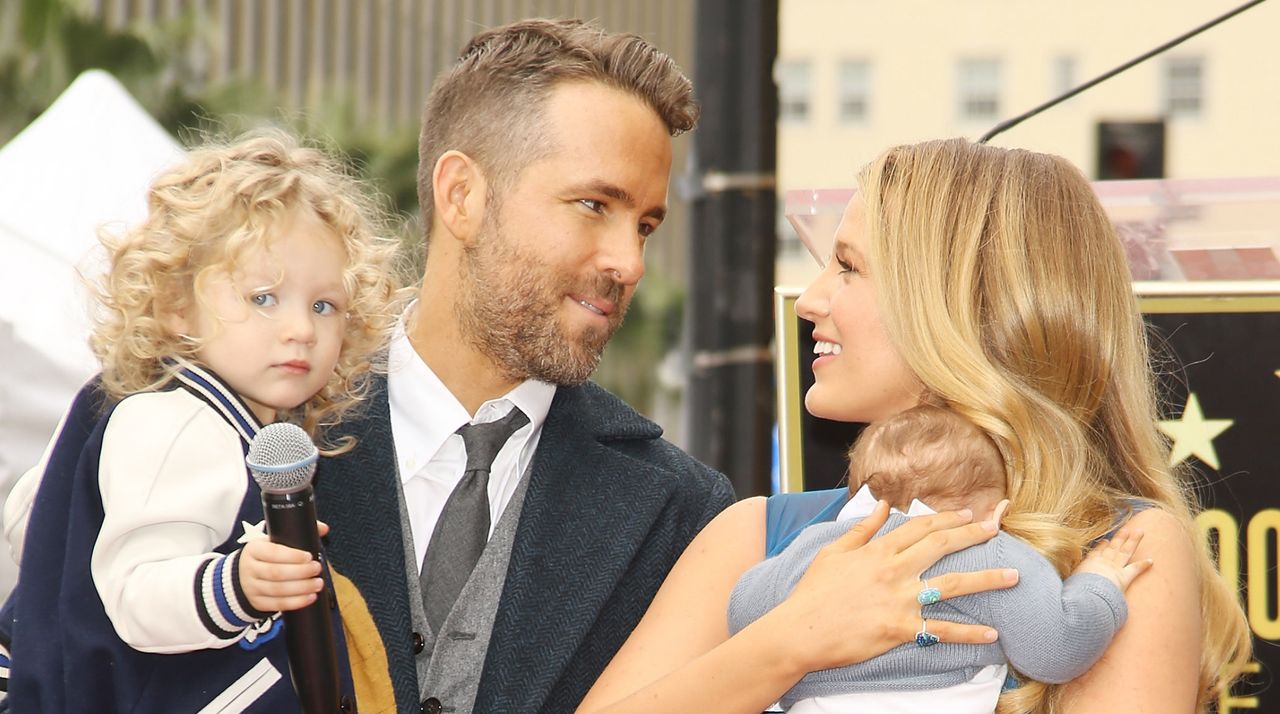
top-left (420, 406), bottom-right (529, 634)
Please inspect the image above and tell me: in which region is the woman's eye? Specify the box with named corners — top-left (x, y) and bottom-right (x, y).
top-left (251, 293), bottom-right (278, 307)
top-left (579, 199), bottom-right (604, 213)
top-left (313, 300), bottom-right (338, 316)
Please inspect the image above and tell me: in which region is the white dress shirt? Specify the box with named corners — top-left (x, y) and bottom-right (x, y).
top-left (387, 321), bottom-right (555, 573)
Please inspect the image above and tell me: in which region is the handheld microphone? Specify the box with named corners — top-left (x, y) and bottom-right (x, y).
top-left (246, 423), bottom-right (340, 714)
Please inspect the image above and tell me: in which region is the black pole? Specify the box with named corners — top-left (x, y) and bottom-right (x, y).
top-left (685, 0), bottom-right (778, 497)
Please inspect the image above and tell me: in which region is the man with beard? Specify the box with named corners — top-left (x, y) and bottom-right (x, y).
top-left (314, 18), bottom-right (735, 714)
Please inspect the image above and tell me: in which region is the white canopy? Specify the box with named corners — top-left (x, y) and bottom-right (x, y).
top-left (0, 70), bottom-right (183, 594)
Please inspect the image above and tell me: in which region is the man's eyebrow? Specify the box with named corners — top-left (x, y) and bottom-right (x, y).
top-left (575, 180), bottom-right (667, 222)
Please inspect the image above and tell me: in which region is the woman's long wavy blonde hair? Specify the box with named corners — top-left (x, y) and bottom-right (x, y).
top-left (90, 130), bottom-right (404, 451)
top-left (857, 138), bottom-right (1250, 712)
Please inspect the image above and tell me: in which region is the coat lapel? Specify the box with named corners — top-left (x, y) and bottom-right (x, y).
top-left (477, 383), bottom-right (680, 712)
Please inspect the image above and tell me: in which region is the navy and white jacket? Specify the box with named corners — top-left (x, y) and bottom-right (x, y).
top-left (0, 364), bottom-right (357, 713)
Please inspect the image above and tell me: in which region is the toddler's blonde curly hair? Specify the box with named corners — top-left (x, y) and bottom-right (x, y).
top-left (90, 130), bottom-right (404, 451)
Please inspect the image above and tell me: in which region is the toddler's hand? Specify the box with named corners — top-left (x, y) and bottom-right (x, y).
top-left (239, 538), bottom-right (324, 613)
top-left (1075, 526), bottom-right (1152, 591)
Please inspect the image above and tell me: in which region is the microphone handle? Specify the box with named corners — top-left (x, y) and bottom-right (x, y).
top-left (262, 487), bottom-right (341, 714)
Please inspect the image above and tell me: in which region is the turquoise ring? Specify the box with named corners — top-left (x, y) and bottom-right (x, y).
top-left (917, 585), bottom-right (942, 606)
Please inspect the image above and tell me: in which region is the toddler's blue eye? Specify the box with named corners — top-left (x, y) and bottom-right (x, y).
top-left (251, 293), bottom-right (278, 307)
top-left (313, 300), bottom-right (338, 316)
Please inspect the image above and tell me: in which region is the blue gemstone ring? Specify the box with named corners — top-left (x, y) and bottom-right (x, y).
top-left (915, 619), bottom-right (940, 648)
top-left (917, 585), bottom-right (942, 606)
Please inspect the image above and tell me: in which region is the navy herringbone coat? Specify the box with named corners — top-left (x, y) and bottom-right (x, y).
top-left (316, 377), bottom-right (734, 713)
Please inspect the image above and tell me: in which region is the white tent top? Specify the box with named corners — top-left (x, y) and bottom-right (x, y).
top-left (0, 69), bottom-right (183, 376)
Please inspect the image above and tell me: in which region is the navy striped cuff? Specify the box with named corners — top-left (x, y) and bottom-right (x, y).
top-left (0, 639), bottom-right (11, 694)
top-left (194, 550), bottom-right (273, 639)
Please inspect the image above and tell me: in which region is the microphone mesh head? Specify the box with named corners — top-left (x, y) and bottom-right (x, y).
top-left (246, 422), bottom-right (319, 494)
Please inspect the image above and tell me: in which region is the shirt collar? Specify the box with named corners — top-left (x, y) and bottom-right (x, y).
top-left (387, 308), bottom-right (556, 484)
top-left (836, 484), bottom-right (938, 522)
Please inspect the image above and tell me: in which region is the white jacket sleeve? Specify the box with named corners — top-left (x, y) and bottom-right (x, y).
top-left (91, 390), bottom-right (270, 654)
top-left (3, 403), bottom-right (72, 565)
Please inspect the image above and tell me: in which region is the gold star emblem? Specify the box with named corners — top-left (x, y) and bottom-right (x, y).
top-left (1158, 393), bottom-right (1233, 470)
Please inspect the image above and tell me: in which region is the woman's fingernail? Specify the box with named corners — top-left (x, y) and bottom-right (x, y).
top-left (1003, 568), bottom-right (1019, 583)
top-left (981, 520), bottom-right (998, 533)
top-left (957, 508), bottom-right (973, 520)
top-left (984, 629), bottom-right (999, 642)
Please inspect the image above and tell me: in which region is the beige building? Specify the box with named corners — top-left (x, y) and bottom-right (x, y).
top-left (776, 0), bottom-right (1280, 283)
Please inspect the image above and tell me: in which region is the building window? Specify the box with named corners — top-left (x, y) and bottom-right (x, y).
top-left (957, 58), bottom-right (1001, 121)
top-left (837, 60), bottom-right (871, 123)
top-left (1164, 57), bottom-right (1204, 117)
top-left (1054, 55), bottom-right (1076, 95)
top-left (777, 60), bottom-right (811, 122)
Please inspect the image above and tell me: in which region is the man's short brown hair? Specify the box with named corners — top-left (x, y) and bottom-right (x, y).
top-left (416, 18), bottom-right (699, 242)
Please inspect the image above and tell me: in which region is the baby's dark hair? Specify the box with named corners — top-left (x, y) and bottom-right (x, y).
top-left (847, 404), bottom-right (1006, 513)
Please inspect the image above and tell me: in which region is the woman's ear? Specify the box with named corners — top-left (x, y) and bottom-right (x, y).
top-left (431, 150), bottom-right (488, 244)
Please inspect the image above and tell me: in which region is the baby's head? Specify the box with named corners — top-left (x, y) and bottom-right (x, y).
top-left (92, 130), bottom-right (402, 440)
top-left (848, 405), bottom-right (1006, 519)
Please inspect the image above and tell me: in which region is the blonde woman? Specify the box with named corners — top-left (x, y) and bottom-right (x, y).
top-left (2, 131), bottom-right (402, 711)
top-left (579, 138), bottom-right (1249, 713)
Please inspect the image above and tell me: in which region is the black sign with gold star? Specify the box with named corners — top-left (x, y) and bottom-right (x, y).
top-left (1144, 293), bottom-right (1280, 712)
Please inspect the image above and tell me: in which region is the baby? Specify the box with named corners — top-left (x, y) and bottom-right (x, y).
top-left (729, 404), bottom-right (1150, 713)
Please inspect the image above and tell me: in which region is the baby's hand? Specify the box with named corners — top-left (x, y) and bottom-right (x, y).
top-left (1075, 527), bottom-right (1153, 591)
top-left (239, 538), bottom-right (324, 613)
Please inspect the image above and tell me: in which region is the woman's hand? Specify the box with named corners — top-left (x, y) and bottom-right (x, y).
top-left (764, 500), bottom-right (1019, 674)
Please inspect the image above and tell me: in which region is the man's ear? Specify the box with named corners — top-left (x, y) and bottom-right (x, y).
top-left (432, 150), bottom-right (488, 243)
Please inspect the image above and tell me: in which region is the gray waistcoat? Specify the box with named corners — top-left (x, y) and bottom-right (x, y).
top-left (396, 468), bottom-right (532, 714)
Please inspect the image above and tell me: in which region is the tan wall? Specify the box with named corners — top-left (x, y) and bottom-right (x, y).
top-left (778, 0), bottom-right (1280, 192)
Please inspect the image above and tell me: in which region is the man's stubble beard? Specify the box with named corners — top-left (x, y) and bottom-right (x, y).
top-left (455, 213), bottom-right (629, 386)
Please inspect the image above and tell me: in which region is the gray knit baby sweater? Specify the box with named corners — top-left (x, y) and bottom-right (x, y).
top-left (727, 513), bottom-right (1127, 709)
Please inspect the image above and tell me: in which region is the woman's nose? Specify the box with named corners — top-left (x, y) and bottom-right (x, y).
top-left (795, 270), bottom-right (831, 322)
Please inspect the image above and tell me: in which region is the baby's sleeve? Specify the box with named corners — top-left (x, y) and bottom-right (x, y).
top-left (984, 534), bottom-right (1127, 684)
top-left (91, 391), bottom-right (270, 653)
